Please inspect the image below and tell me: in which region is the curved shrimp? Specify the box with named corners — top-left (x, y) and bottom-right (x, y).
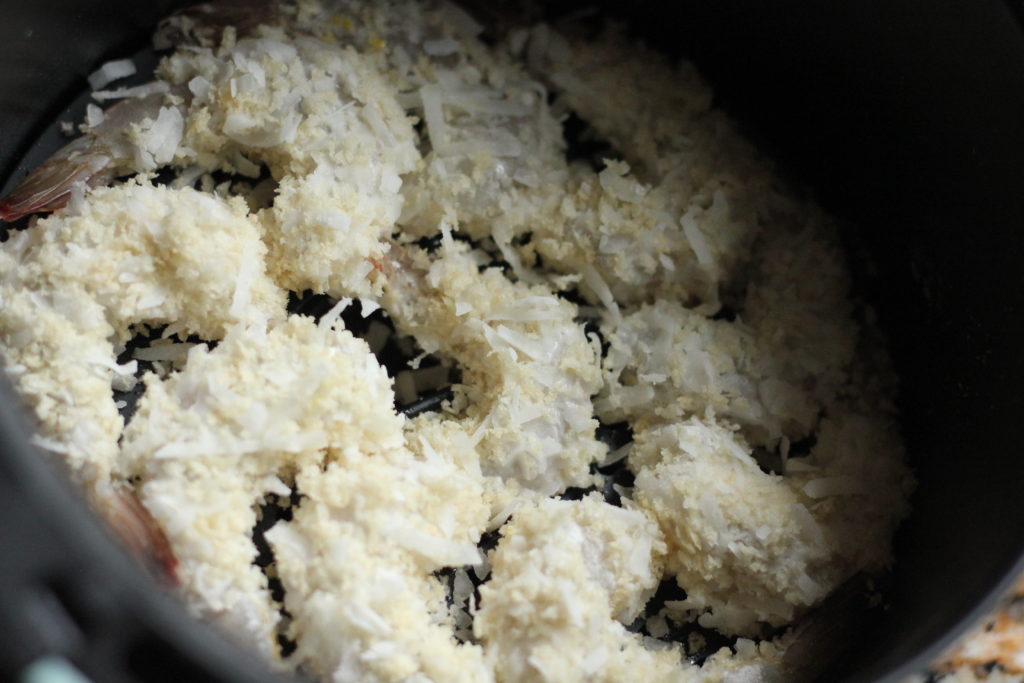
top-left (627, 413), bottom-right (911, 639)
top-left (0, 138), bottom-right (113, 222)
top-left (382, 237), bottom-right (605, 502)
top-left (119, 314), bottom-right (491, 672)
top-left (474, 496), bottom-right (680, 683)
top-left (0, 91), bottom-right (182, 223)
top-left (1, 180), bottom-right (287, 600)
top-left (0, 0), bottom-right (280, 224)
top-left (594, 222), bottom-right (912, 637)
top-left (3, 1), bottom-right (420, 307)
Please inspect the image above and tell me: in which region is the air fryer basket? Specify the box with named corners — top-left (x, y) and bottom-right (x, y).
top-left (3, 1), bottom-right (1024, 681)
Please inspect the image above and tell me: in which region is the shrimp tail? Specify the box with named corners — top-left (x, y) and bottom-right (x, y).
top-left (154, 0), bottom-right (283, 50)
top-left (0, 138), bottom-right (113, 222)
top-left (101, 486), bottom-right (180, 585)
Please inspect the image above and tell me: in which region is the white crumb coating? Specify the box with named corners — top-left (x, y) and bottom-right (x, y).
top-left (474, 495), bottom-right (683, 683)
top-left (600, 215), bottom-right (911, 635)
top-left (631, 413), bottom-right (911, 637)
top-left (1, 181), bottom-right (284, 341)
top-left (403, 411), bottom-right (529, 529)
top-left (267, 456), bottom-right (490, 683)
top-left (120, 315), bottom-right (406, 660)
top-left (0, 181), bottom-right (283, 490)
top-left (352, 2), bottom-right (570, 247)
top-left (157, 25), bottom-right (421, 300)
top-left (0, 286), bottom-right (122, 488)
top-left (0, 0), bottom-right (917, 680)
top-left (516, 24), bottom-right (777, 310)
top-left (598, 221), bottom-right (859, 449)
top-left (522, 160), bottom-right (750, 312)
top-left (597, 300), bottom-right (799, 447)
top-left (142, 465), bottom-right (280, 659)
top-left (298, 0), bottom-right (576, 299)
top-left (741, 222), bottom-right (859, 414)
top-left (119, 316), bottom-right (404, 474)
top-left (316, 1), bottom-right (760, 310)
top-left (382, 238), bottom-right (604, 496)
top-left (630, 418), bottom-right (837, 634)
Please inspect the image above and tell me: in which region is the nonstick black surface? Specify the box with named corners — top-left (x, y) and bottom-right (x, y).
top-left (2, 2), bottom-right (1024, 682)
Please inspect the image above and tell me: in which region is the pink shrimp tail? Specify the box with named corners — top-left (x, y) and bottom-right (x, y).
top-left (154, 0), bottom-right (282, 50)
top-left (0, 140), bottom-right (113, 222)
top-left (103, 487), bottom-right (180, 585)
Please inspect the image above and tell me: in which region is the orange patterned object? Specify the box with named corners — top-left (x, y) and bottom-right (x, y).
top-left (931, 578), bottom-right (1024, 678)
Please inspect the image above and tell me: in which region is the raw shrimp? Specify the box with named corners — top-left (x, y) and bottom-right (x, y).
top-left (473, 495), bottom-right (680, 683)
top-left (0, 91), bottom-right (185, 222)
top-left (121, 313), bottom-right (492, 672)
top-left (0, 180), bottom-right (284, 590)
top-left (473, 494), bottom-right (792, 683)
top-left (596, 222), bottom-right (858, 450)
top-left (157, 23), bottom-right (420, 300)
top-left (594, 219), bottom-right (910, 636)
top-left (118, 315), bottom-right (407, 662)
top-left (299, 0), bottom-right (569, 280)
top-left (596, 299), bottom-right (814, 448)
top-left (381, 236), bottom-right (605, 501)
top-left (0, 2), bottom-right (916, 680)
top-left (0, 0), bottom-right (294, 223)
top-left (628, 418), bottom-right (835, 634)
top-left (100, 484), bottom-right (180, 583)
top-left (267, 455), bottom-right (490, 682)
top-left (512, 23), bottom-right (779, 310)
top-left (5, 11), bottom-right (421, 302)
top-left (628, 414), bottom-right (911, 638)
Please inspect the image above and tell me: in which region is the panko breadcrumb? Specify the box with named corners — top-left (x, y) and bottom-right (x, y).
top-left (474, 495), bottom-right (680, 683)
top-left (0, 181), bottom-right (284, 494)
top-left (0, 1), bottom-right (914, 681)
top-left (382, 237), bottom-right (605, 500)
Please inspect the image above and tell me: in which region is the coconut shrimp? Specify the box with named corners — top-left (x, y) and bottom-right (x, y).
top-left (0, 91), bottom-right (187, 222)
top-left (474, 495), bottom-right (682, 683)
top-left (4, 7), bottom-right (421, 302)
top-left (0, 180), bottom-right (284, 475)
top-left (628, 414), bottom-right (911, 638)
top-left (293, 0), bottom-right (580, 289)
top-left (596, 299), bottom-right (815, 449)
top-left (595, 214), bottom-right (912, 636)
top-left (267, 454), bottom-right (490, 682)
top-left (156, 21), bottom-right (420, 300)
top-left (628, 418), bottom-right (836, 635)
top-left (0, 1), bottom-right (916, 680)
top-left (473, 493), bottom-right (791, 683)
top-left (292, 0), bottom-right (570, 281)
top-left (510, 23), bottom-right (784, 311)
top-left (115, 296), bottom-right (497, 672)
top-left (118, 310), bottom-right (492, 674)
top-left (0, 181), bottom-right (284, 587)
top-left (0, 281), bottom-right (177, 580)
top-left (596, 221), bottom-right (859, 450)
top-left (381, 235), bottom-right (605, 502)
top-left (118, 314), bottom-right (454, 665)
top-left (605, 223), bottom-right (910, 635)
top-left (0, 0), bottom-right (276, 223)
